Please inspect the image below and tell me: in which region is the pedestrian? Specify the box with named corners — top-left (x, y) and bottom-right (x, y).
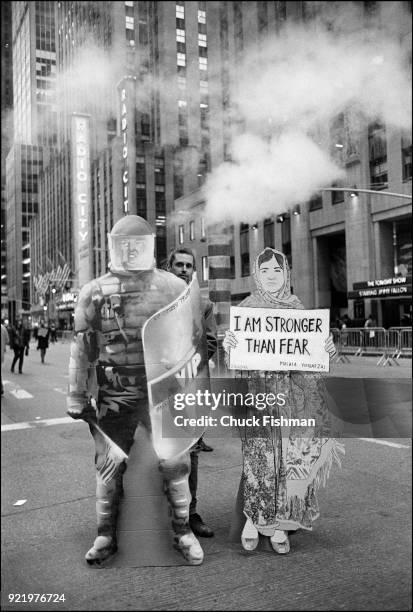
top-left (1, 321), bottom-right (9, 394)
top-left (364, 314), bottom-right (375, 328)
top-left (32, 322), bottom-right (39, 341)
top-left (36, 321), bottom-right (50, 364)
top-left (9, 320), bottom-right (30, 374)
top-left (167, 247), bottom-right (216, 539)
top-left (223, 247), bottom-right (343, 554)
top-left (67, 215), bottom-right (205, 566)
top-left (364, 314), bottom-right (376, 348)
top-left (342, 314), bottom-right (352, 329)
top-left (49, 321), bottom-right (57, 343)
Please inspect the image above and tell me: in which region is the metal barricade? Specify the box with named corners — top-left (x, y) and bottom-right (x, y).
top-left (389, 327), bottom-right (412, 359)
top-left (330, 328), bottom-right (351, 363)
top-left (344, 327), bottom-right (396, 366)
top-left (400, 327), bottom-right (412, 357)
top-left (339, 327), bottom-right (364, 356)
top-left (387, 328), bottom-right (402, 359)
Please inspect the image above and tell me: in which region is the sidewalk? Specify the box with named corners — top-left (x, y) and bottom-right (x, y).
top-left (328, 354), bottom-right (411, 378)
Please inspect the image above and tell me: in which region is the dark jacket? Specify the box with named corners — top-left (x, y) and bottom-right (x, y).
top-left (202, 298), bottom-right (217, 360)
top-left (9, 324), bottom-right (30, 350)
top-left (37, 327), bottom-right (50, 350)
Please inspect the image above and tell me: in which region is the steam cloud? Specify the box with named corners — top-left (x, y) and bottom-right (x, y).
top-left (205, 0), bottom-right (412, 225)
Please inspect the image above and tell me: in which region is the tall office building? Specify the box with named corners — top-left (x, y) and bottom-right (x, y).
top-left (1, 1), bottom-right (13, 320)
top-left (28, 0), bottom-right (230, 327)
top-left (173, 0), bottom-right (412, 328)
top-left (6, 0), bottom-right (57, 322)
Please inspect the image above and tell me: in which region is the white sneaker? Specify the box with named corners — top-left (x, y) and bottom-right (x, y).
top-left (270, 530), bottom-right (290, 554)
top-left (241, 519), bottom-right (259, 551)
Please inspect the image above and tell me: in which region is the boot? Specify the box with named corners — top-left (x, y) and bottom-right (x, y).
top-left (85, 472), bottom-right (122, 565)
top-left (160, 455), bottom-right (204, 566)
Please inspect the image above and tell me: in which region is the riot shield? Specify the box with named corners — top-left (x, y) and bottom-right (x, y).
top-left (142, 275), bottom-right (210, 460)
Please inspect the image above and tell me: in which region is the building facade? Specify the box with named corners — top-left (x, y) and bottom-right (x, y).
top-left (5, 1), bottom-right (412, 329)
top-left (173, 0), bottom-right (412, 329)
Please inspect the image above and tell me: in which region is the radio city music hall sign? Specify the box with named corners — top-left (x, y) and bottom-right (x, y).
top-left (121, 86), bottom-right (129, 214)
top-left (71, 114), bottom-right (91, 285)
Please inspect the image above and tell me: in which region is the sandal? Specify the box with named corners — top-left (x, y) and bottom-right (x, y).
top-left (270, 530), bottom-right (290, 554)
top-left (241, 519), bottom-right (259, 551)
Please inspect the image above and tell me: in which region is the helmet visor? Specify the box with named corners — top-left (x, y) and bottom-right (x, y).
top-left (108, 234), bottom-right (155, 271)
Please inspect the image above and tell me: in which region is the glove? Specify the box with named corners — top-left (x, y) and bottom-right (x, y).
top-left (66, 395), bottom-right (97, 421)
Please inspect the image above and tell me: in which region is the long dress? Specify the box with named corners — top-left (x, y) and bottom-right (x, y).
top-left (235, 248), bottom-right (344, 536)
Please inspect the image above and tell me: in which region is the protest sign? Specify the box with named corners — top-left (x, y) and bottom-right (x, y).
top-left (228, 306), bottom-right (330, 372)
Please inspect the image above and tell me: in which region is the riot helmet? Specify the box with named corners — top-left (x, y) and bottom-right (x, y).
top-left (108, 215), bottom-right (155, 272)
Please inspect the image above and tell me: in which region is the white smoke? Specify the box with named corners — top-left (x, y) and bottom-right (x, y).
top-left (205, 1), bottom-right (412, 225)
top-left (55, 41), bottom-right (123, 121)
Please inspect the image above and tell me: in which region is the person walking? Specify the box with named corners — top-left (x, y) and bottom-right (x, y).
top-left (36, 321), bottom-right (50, 364)
top-left (49, 322), bottom-right (57, 343)
top-left (9, 320), bottom-right (30, 374)
top-left (1, 321), bottom-right (9, 394)
top-left (167, 247), bottom-right (217, 539)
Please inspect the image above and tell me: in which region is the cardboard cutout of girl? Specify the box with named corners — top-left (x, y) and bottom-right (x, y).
top-left (223, 247), bottom-right (344, 554)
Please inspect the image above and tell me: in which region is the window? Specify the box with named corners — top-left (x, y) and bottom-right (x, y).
top-left (199, 57), bottom-right (207, 71)
top-left (263, 218), bottom-right (274, 248)
top-left (177, 52), bottom-right (186, 67)
top-left (176, 28), bottom-right (185, 42)
top-left (402, 135), bottom-right (412, 182)
top-left (331, 182), bottom-right (345, 205)
top-left (141, 113), bottom-right (150, 139)
top-left (200, 217), bottom-right (206, 240)
top-left (178, 225), bottom-right (184, 244)
top-left (198, 9), bottom-right (206, 24)
top-left (368, 121), bottom-right (388, 189)
top-left (228, 225), bottom-right (235, 278)
top-left (240, 223), bottom-right (250, 277)
top-left (178, 76), bottom-right (186, 90)
top-left (126, 16), bottom-right (134, 29)
top-left (176, 4), bottom-right (185, 19)
top-left (202, 256), bottom-right (209, 281)
top-left (198, 33), bottom-right (207, 47)
top-left (281, 217), bottom-right (292, 269)
top-left (309, 193), bottom-right (323, 211)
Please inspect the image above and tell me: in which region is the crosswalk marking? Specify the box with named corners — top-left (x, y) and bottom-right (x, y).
top-left (1, 417), bottom-right (83, 432)
top-left (10, 389), bottom-right (34, 399)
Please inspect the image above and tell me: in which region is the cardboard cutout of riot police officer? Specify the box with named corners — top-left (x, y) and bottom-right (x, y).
top-left (66, 215), bottom-right (204, 566)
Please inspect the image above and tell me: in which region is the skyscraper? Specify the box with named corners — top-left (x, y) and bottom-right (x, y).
top-left (6, 1), bottom-right (57, 322)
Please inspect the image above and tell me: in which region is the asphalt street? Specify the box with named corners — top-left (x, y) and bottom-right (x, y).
top-left (1, 339), bottom-right (412, 611)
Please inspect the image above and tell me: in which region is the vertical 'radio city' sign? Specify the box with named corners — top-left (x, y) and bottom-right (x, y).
top-left (117, 76), bottom-right (136, 216)
top-left (120, 87), bottom-right (129, 213)
top-left (71, 113), bottom-right (92, 286)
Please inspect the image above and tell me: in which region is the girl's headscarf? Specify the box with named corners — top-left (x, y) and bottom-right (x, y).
top-left (240, 248), bottom-right (304, 310)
